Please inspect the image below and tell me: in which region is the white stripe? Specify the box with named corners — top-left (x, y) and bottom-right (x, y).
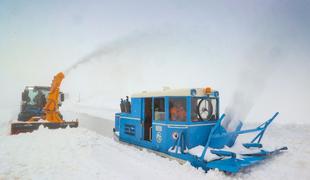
top-left (120, 116), bottom-right (141, 121)
top-left (153, 122), bottom-right (215, 128)
top-left (187, 123), bottom-right (216, 127)
top-left (167, 126), bottom-right (188, 129)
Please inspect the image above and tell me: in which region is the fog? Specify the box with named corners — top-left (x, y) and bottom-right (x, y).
top-left (1, 0), bottom-right (309, 125)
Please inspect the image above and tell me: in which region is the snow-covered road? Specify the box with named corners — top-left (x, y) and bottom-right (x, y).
top-left (63, 111), bottom-right (114, 138)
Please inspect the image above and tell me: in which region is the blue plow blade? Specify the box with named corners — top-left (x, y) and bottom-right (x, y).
top-left (194, 112), bottom-right (288, 173)
top-left (206, 146), bottom-right (288, 173)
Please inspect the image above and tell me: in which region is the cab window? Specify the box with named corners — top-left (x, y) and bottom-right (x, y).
top-left (169, 97), bottom-right (187, 122)
top-left (154, 98), bottom-right (165, 120)
top-left (191, 97), bottom-right (217, 122)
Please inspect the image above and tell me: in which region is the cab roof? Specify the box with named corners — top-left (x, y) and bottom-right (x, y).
top-left (131, 87), bottom-right (218, 98)
top-left (25, 86), bottom-right (50, 91)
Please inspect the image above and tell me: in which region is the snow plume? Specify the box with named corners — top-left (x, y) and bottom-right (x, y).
top-left (224, 45), bottom-right (283, 130)
top-left (64, 43), bottom-right (123, 76)
top-left (63, 30), bottom-right (170, 76)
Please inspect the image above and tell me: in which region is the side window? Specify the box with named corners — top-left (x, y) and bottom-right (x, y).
top-left (154, 98), bottom-right (165, 120)
top-left (191, 98), bottom-right (217, 122)
top-left (169, 97), bottom-right (187, 122)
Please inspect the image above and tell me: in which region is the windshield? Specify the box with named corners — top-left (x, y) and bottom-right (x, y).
top-left (23, 87), bottom-right (49, 106)
top-left (191, 97), bottom-right (218, 121)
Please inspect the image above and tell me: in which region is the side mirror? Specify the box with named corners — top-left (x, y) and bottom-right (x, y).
top-left (22, 91), bottom-right (28, 102)
top-left (22, 92), bottom-right (26, 101)
top-left (60, 93), bottom-right (65, 102)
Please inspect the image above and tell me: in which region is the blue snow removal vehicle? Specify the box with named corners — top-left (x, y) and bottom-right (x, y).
top-left (113, 87), bottom-right (287, 173)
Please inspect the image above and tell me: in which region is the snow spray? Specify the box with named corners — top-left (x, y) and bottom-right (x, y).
top-left (64, 43), bottom-right (123, 76)
top-left (223, 46), bottom-right (283, 131)
top-left (63, 31), bottom-right (168, 76)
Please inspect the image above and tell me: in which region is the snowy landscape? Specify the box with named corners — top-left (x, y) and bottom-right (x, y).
top-left (1, 0), bottom-right (310, 179)
top-left (1, 109), bottom-right (310, 180)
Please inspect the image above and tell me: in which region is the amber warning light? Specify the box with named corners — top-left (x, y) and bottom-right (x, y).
top-left (204, 87), bottom-right (212, 94)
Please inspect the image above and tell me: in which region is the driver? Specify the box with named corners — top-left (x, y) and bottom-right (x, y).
top-left (177, 105), bottom-right (186, 121)
top-left (34, 90), bottom-right (46, 109)
top-left (170, 102), bottom-right (186, 121)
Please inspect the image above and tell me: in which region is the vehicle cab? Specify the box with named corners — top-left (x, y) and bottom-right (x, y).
top-left (18, 86), bottom-right (65, 121)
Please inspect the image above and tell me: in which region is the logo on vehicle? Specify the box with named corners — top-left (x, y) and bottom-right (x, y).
top-left (156, 132), bottom-right (162, 143)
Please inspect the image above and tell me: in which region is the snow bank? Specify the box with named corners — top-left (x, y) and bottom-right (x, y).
top-left (0, 127), bottom-right (221, 180)
top-left (189, 145), bottom-right (220, 161)
top-left (1, 124), bottom-right (309, 180)
top-left (0, 107), bottom-right (18, 136)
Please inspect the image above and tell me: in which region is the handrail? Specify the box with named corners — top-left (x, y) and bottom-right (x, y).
top-left (149, 126), bottom-right (152, 140)
top-left (199, 114), bottom-right (226, 160)
top-left (251, 112), bottom-right (279, 143)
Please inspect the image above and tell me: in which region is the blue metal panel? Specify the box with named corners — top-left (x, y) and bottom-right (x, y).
top-left (131, 98), bottom-right (142, 117)
top-left (114, 113), bottom-right (121, 132)
top-left (186, 96), bottom-right (191, 122)
top-left (119, 116), bottom-right (142, 143)
top-left (187, 124), bottom-right (213, 148)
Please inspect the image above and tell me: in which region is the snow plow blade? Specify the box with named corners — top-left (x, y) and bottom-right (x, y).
top-left (206, 146), bottom-right (288, 173)
top-left (11, 121), bottom-right (79, 135)
top-left (188, 113), bottom-right (287, 173)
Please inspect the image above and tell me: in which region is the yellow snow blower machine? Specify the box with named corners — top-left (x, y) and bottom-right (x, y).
top-left (11, 72), bottom-right (78, 135)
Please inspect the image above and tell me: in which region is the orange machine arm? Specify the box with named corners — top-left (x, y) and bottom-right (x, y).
top-left (43, 72), bottom-right (65, 123)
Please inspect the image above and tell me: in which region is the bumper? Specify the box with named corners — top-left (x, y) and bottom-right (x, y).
top-left (11, 121), bottom-right (79, 135)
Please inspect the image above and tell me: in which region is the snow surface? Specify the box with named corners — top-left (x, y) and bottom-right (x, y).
top-left (0, 95), bottom-right (309, 179)
top-left (1, 121), bottom-right (309, 180)
top-left (0, 107), bottom-right (17, 136)
top-left (189, 145), bottom-right (220, 161)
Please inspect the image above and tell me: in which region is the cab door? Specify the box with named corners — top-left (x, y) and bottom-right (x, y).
top-left (143, 98), bottom-right (152, 141)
